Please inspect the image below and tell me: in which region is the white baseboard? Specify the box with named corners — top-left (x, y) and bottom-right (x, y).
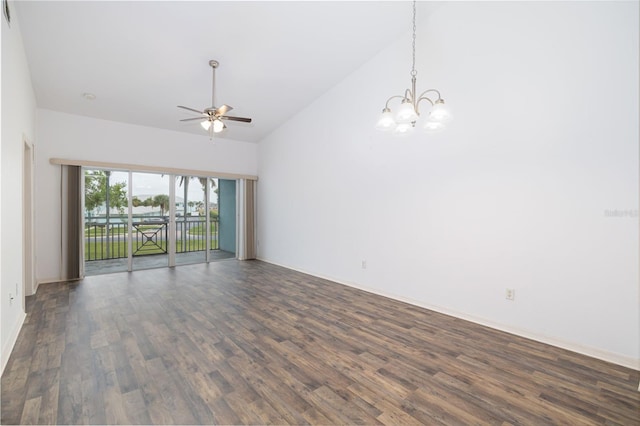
top-left (1, 311), bottom-right (27, 375)
top-left (30, 279), bottom-right (40, 296)
top-left (37, 276), bottom-right (82, 286)
top-left (37, 277), bottom-right (65, 285)
top-left (257, 258), bottom-right (640, 371)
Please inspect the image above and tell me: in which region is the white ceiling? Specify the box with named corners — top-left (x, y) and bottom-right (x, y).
top-left (14, 1), bottom-right (431, 143)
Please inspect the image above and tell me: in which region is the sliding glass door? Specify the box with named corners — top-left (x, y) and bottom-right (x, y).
top-left (131, 172), bottom-right (170, 271)
top-left (84, 169), bottom-right (130, 275)
top-left (175, 176), bottom-right (214, 266)
top-left (84, 169), bottom-right (233, 276)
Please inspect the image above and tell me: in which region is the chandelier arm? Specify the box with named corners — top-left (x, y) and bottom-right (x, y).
top-left (415, 97), bottom-right (434, 115)
top-left (417, 89), bottom-right (442, 100)
top-left (384, 95), bottom-right (406, 110)
top-left (404, 89), bottom-right (414, 102)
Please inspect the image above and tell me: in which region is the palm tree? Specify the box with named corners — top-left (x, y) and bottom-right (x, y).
top-left (178, 176), bottom-right (190, 220)
top-left (153, 194), bottom-right (170, 217)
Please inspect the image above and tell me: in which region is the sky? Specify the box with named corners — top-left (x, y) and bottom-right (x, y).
top-left (108, 171), bottom-right (218, 204)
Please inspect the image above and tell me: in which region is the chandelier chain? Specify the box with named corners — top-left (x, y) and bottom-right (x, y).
top-left (411, 0), bottom-right (417, 77)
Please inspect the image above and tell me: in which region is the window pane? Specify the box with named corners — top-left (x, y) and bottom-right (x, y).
top-left (131, 172), bottom-right (169, 271)
top-left (84, 169), bottom-right (129, 275)
top-left (175, 176), bottom-right (207, 266)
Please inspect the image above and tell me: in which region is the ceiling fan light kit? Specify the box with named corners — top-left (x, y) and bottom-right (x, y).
top-left (376, 0), bottom-right (452, 135)
top-left (178, 59), bottom-right (252, 140)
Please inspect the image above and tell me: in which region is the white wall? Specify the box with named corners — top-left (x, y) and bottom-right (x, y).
top-left (35, 109), bottom-right (258, 283)
top-left (1, 7), bottom-right (37, 372)
top-left (257, 2), bottom-right (639, 367)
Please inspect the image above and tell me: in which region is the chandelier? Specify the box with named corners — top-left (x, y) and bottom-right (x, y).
top-left (376, 0), bottom-right (452, 135)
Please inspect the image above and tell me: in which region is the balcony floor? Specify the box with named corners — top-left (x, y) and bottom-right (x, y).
top-left (84, 250), bottom-right (235, 276)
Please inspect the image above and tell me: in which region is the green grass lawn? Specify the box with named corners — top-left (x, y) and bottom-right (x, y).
top-left (85, 226), bottom-right (128, 237)
top-left (186, 223), bottom-right (218, 236)
top-left (85, 238), bottom-right (219, 260)
top-left (85, 241), bottom-right (130, 259)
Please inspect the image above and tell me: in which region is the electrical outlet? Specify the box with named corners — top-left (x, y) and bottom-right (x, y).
top-left (505, 288), bottom-right (515, 301)
top-left (8, 292), bottom-right (14, 305)
top-left (361, 260), bottom-right (367, 269)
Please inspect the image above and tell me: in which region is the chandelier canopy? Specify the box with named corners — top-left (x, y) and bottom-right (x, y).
top-left (376, 1), bottom-right (452, 135)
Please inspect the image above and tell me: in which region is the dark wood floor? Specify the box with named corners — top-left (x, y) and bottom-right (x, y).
top-left (2, 261), bottom-right (639, 425)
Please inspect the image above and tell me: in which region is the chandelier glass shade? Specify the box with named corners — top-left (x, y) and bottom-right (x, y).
top-left (376, 0), bottom-right (452, 134)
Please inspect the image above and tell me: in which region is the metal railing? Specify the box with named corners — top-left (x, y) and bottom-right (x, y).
top-left (85, 216), bottom-right (219, 261)
top-left (175, 217), bottom-right (219, 253)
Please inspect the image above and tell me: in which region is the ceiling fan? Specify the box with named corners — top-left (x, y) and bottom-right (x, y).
top-left (178, 60), bottom-right (252, 139)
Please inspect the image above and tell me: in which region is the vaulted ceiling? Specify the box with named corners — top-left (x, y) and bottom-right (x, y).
top-left (15, 1), bottom-right (436, 143)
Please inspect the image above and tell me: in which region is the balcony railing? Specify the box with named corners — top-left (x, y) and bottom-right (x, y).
top-left (85, 216), bottom-right (219, 261)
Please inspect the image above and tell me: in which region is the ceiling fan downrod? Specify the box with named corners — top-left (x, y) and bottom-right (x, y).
top-left (209, 60), bottom-right (219, 110)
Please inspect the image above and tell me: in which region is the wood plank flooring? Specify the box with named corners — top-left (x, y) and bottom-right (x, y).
top-left (2, 260), bottom-right (639, 425)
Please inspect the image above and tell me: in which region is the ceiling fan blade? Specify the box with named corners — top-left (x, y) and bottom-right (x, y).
top-left (177, 105), bottom-right (205, 114)
top-left (215, 104), bottom-right (233, 116)
top-left (180, 117), bottom-right (207, 122)
top-left (221, 115), bottom-right (252, 123)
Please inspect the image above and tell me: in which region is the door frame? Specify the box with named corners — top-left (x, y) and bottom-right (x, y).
top-left (22, 138), bottom-right (35, 300)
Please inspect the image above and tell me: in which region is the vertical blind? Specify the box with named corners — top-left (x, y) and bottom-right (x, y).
top-left (243, 179), bottom-right (257, 260)
top-left (237, 178), bottom-right (257, 260)
top-left (61, 165), bottom-right (83, 280)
